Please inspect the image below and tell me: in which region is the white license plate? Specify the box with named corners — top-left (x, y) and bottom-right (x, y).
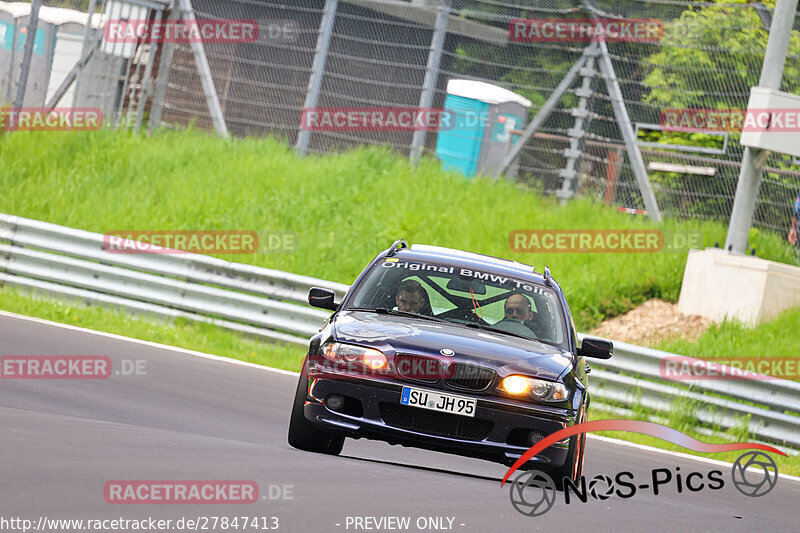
top-left (400, 386), bottom-right (476, 417)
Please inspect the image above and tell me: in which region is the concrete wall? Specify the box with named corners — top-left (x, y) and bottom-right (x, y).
top-left (678, 247), bottom-right (800, 326)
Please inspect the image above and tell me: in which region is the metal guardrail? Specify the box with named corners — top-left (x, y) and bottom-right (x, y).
top-left (1, 214), bottom-right (798, 449)
top-left (585, 337), bottom-right (800, 449)
top-left (0, 214), bottom-right (348, 345)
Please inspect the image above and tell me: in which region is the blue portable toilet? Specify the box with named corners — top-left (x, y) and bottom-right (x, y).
top-left (435, 79), bottom-right (532, 177)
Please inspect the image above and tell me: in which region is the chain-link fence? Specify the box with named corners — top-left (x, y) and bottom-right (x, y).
top-left (4, 0), bottom-right (800, 236)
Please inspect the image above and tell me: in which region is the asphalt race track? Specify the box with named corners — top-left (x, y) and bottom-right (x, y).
top-left (1, 312), bottom-right (798, 533)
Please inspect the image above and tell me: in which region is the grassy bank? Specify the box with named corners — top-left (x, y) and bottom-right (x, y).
top-left (659, 308), bottom-right (800, 361)
top-left (1, 129), bottom-right (795, 330)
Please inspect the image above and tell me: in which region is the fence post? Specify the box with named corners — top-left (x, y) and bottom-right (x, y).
top-left (148, 8), bottom-right (179, 134)
top-left (73, 0), bottom-right (97, 108)
top-left (557, 47), bottom-right (598, 203)
top-left (577, 0), bottom-right (660, 220)
top-left (725, 0), bottom-right (798, 253)
top-left (133, 8), bottom-right (164, 134)
top-left (4, 15), bottom-right (19, 102)
top-left (409, 3), bottom-right (449, 165)
top-left (11, 0), bottom-right (43, 110)
top-left (596, 40), bottom-right (661, 222)
top-left (295, 0), bottom-right (338, 156)
top-left (176, 0), bottom-right (228, 138)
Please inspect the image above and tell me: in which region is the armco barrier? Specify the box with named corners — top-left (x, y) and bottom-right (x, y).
top-left (1, 214), bottom-right (798, 449)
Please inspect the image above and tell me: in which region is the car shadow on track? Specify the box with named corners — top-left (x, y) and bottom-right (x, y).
top-left (338, 454), bottom-right (504, 483)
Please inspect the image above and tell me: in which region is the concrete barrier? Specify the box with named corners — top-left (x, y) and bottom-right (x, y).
top-left (678, 247), bottom-right (800, 325)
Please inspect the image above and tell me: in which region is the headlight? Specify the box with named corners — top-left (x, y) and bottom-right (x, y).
top-left (500, 375), bottom-right (568, 402)
top-left (322, 342), bottom-right (388, 370)
top-left (501, 375), bottom-right (530, 395)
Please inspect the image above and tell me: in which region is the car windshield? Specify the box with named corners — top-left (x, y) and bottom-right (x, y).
top-left (346, 257), bottom-right (568, 349)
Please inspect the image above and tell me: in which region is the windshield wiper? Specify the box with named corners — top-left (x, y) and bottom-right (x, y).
top-left (347, 307), bottom-right (450, 324)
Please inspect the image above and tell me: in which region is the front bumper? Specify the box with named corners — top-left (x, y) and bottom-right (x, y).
top-left (304, 370), bottom-right (579, 468)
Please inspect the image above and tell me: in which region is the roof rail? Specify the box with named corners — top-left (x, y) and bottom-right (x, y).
top-left (387, 239), bottom-right (409, 257)
top-left (543, 265), bottom-right (552, 287)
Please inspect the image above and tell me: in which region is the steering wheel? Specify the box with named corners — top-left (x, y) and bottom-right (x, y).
top-left (492, 318), bottom-right (537, 337)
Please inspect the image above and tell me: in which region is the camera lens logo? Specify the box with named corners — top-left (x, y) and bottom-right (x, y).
top-left (588, 474), bottom-right (614, 500)
top-left (731, 451), bottom-right (778, 497)
top-left (508, 470), bottom-right (556, 517)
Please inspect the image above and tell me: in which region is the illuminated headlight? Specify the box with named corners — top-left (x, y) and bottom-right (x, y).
top-left (500, 375), bottom-right (568, 402)
top-left (323, 342), bottom-right (388, 370)
top-left (501, 375), bottom-right (530, 395)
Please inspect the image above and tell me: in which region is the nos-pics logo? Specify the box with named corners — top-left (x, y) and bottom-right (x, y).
top-left (508, 451), bottom-right (778, 517)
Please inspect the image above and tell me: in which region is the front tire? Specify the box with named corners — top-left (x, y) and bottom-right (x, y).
top-left (549, 407), bottom-right (586, 489)
top-left (287, 361), bottom-right (344, 455)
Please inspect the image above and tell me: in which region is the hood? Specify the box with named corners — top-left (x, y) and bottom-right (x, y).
top-left (332, 310), bottom-right (573, 381)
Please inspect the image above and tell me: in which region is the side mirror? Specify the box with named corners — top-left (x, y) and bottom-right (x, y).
top-left (308, 287), bottom-right (337, 311)
top-left (579, 338), bottom-right (613, 359)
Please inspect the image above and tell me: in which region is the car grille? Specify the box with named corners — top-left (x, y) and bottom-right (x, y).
top-left (379, 402), bottom-right (493, 441)
top-left (393, 354), bottom-right (442, 383)
top-left (444, 363), bottom-right (496, 392)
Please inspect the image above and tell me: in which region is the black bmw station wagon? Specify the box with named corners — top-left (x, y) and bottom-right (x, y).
top-left (288, 240), bottom-right (612, 484)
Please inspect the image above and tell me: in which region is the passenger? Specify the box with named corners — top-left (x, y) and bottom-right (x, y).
top-left (503, 292), bottom-right (534, 322)
top-left (396, 279), bottom-right (429, 314)
top-left (503, 292), bottom-right (555, 339)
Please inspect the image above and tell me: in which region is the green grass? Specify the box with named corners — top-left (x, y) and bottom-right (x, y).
top-left (1, 128), bottom-right (796, 330)
top-left (659, 307), bottom-right (800, 369)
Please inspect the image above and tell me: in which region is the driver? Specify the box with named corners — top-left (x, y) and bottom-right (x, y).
top-left (396, 279), bottom-right (427, 314)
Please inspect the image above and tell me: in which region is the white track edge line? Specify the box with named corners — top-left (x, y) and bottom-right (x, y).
top-left (0, 310), bottom-right (301, 377)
